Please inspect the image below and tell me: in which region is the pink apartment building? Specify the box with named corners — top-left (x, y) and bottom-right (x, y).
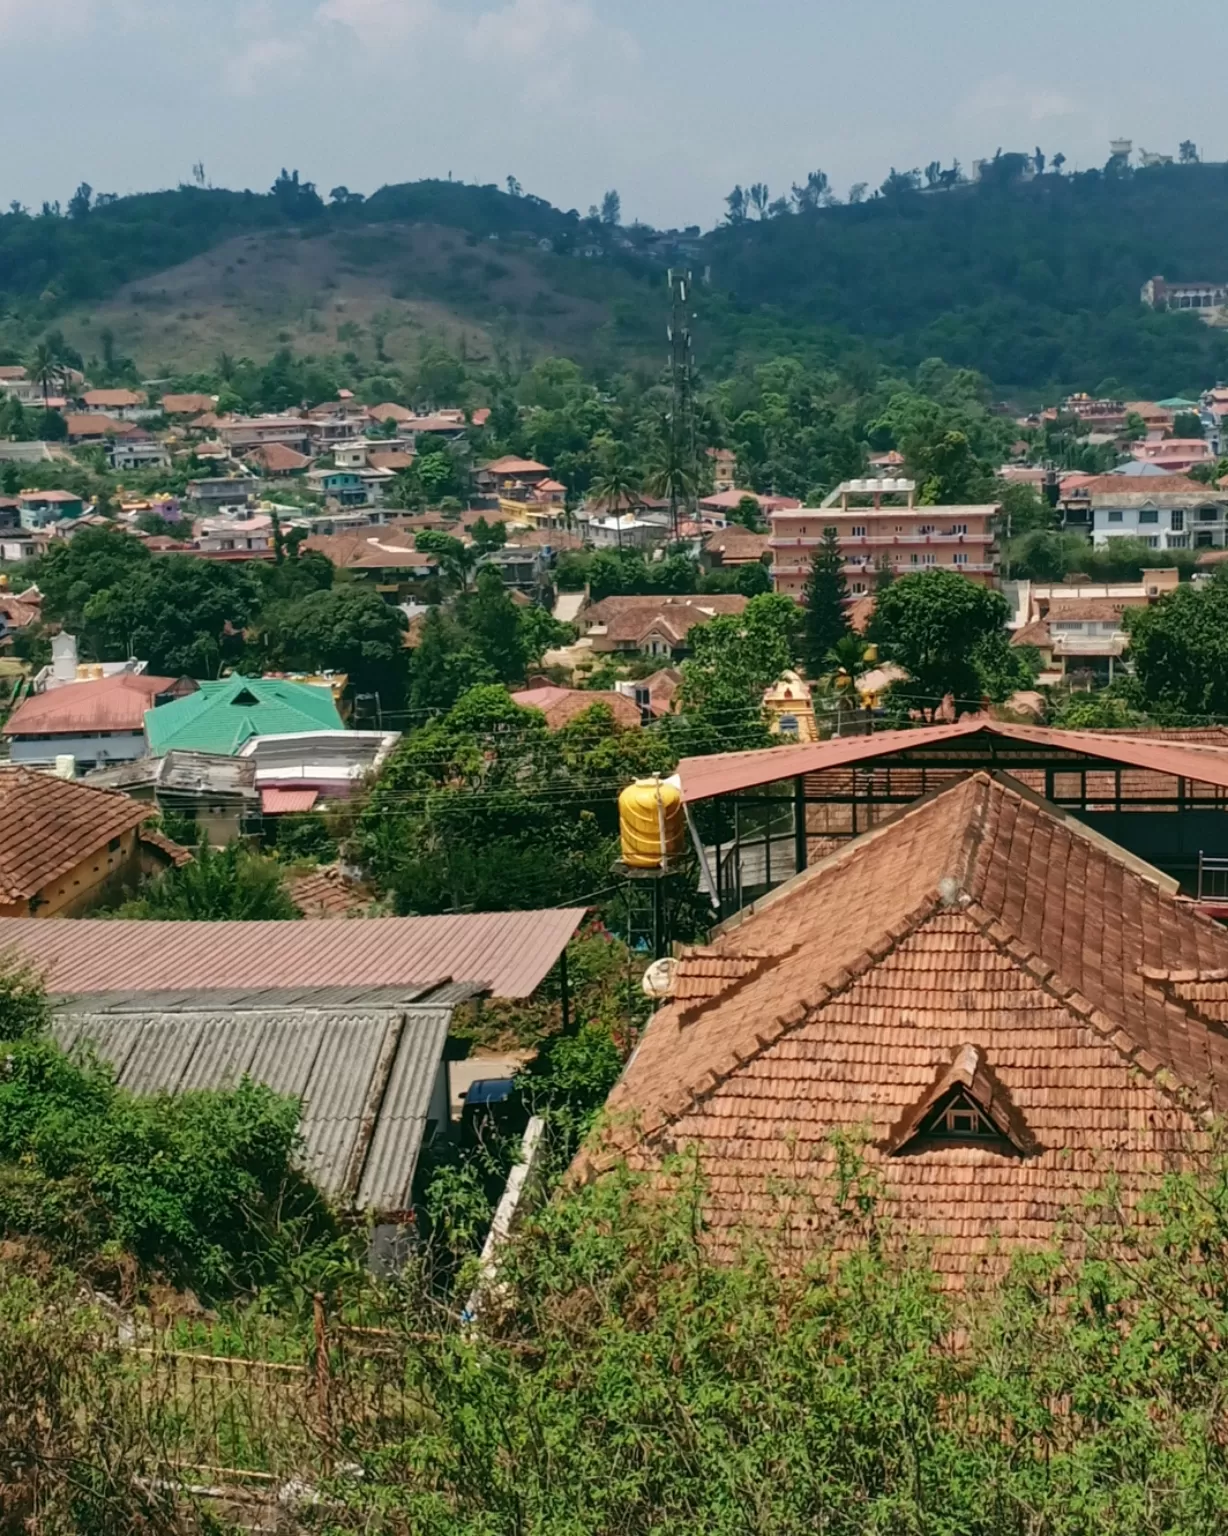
top-left (770, 478), bottom-right (1000, 602)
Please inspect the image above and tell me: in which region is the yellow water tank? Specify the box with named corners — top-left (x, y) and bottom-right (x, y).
top-left (619, 777), bottom-right (685, 870)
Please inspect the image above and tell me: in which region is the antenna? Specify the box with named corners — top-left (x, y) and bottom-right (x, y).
top-left (666, 268), bottom-right (698, 542)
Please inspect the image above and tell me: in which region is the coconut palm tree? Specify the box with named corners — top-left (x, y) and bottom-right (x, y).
top-left (645, 436), bottom-right (697, 542)
top-left (589, 444), bottom-right (642, 554)
top-left (28, 340), bottom-right (63, 411)
top-left (825, 633), bottom-right (871, 713)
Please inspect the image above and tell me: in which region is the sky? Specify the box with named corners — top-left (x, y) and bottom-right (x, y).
top-left (6, 0), bottom-right (1226, 229)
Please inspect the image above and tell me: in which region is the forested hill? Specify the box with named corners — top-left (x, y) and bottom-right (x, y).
top-left (5, 166), bottom-right (1228, 394)
top-left (707, 162), bottom-right (1228, 395)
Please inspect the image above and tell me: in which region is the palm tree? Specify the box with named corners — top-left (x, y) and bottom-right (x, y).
top-left (825, 634), bottom-right (871, 714)
top-left (28, 340), bottom-right (63, 411)
top-left (645, 436), bottom-right (697, 541)
top-left (589, 447), bottom-right (642, 554)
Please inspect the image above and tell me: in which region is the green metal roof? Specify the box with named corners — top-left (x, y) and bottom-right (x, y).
top-left (1156, 396), bottom-right (1200, 409)
top-left (144, 676), bottom-right (344, 757)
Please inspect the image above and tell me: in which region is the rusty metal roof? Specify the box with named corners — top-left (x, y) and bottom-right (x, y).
top-left (676, 721), bottom-right (1228, 803)
top-left (0, 908), bottom-right (586, 999)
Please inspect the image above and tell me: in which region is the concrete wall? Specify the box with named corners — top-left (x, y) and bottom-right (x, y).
top-left (0, 828), bottom-right (140, 917)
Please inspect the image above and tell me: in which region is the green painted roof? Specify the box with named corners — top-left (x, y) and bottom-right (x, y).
top-left (1156, 396), bottom-right (1200, 409)
top-left (144, 676), bottom-right (344, 757)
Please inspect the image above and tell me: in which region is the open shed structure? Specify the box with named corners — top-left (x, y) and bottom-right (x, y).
top-left (676, 722), bottom-right (1228, 922)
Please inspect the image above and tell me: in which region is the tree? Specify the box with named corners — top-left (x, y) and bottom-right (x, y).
top-left (462, 566), bottom-right (528, 685)
top-left (66, 182), bottom-right (92, 220)
top-left (870, 568), bottom-right (1011, 719)
top-left (908, 429), bottom-right (996, 506)
top-left (600, 189), bottom-right (621, 226)
top-left (254, 585), bottom-right (409, 705)
top-left (645, 436), bottom-right (697, 540)
top-left (1180, 140), bottom-right (1199, 164)
top-left (1125, 580), bottom-right (1228, 718)
top-left (38, 525), bottom-right (151, 635)
top-left (470, 517), bottom-right (509, 555)
top-left (414, 529), bottom-right (477, 591)
top-left (802, 530), bottom-right (850, 676)
top-left (27, 340), bottom-right (63, 411)
top-left (1173, 411), bottom-right (1204, 439)
top-left (679, 593), bottom-right (801, 750)
top-left (791, 170), bottom-right (830, 211)
top-left (728, 493), bottom-right (765, 532)
top-left (410, 606), bottom-right (498, 713)
top-left (115, 839), bottom-right (300, 920)
top-left (725, 186), bottom-right (749, 225)
top-left (848, 182), bottom-right (869, 203)
top-left (81, 554), bottom-right (256, 676)
top-left (825, 631), bottom-right (871, 715)
top-left (506, 175), bottom-right (524, 199)
top-left (748, 183), bottom-right (771, 219)
top-left (1052, 151), bottom-right (1066, 173)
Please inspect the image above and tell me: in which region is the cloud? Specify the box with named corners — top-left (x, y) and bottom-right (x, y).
top-left (225, 35), bottom-right (310, 96)
top-left (315, 0), bottom-right (437, 48)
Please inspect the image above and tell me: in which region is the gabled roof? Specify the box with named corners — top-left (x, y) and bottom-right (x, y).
top-left (161, 393), bottom-right (216, 415)
top-left (481, 456), bottom-right (550, 475)
top-left (246, 442), bottom-right (311, 473)
top-left (0, 766), bottom-right (151, 903)
top-left (4, 674), bottom-right (183, 736)
top-left (588, 774), bottom-right (1228, 1272)
top-left (144, 675), bottom-right (344, 757)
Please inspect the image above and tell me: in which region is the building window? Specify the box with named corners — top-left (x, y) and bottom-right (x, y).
top-left (823, 526), bottom-right (837, 538)
top-left (919, 524), bottom-right (935, 535)
top-left (1168, 534), bottom-right (1189, 548)
top-left (953, 553), bottom-right (968, 565)
top-left (1139, 509), bottom-right (1159, 524)
top-left (852, 581), bottom-right (867, 594)
top-left (910, 553), bottom-right (920, 564)
top-left (1141, 536), bottom-right (1159, 548)
top-left (949, 523), bottom-right (968, 535)
top-left (1199, 507), bottom-right (1220, 522)
top-left (778, 715), bottom-right (799, 737)
top-left (851, 525), bottom-right (866, 537)
top-left (1171, 509), bottom-right (1185, 532)
top-left (1107, 510), bottom-right (1124, 523)
top-left (923, 553), bottom-right (936, 565)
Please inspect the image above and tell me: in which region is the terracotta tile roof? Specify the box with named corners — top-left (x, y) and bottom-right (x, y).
top-left (0, 767), bottom-right (151, 903)
top-left (367, 402), bottom-right (414, 423)
top-left (139, 827), bottom-right (193, 868)
top-left (246, 443), bottom-right (311, 473)
top-left (1045, 598), bottom-right (1135, 621)
top-left (482, 456), bottom-right (549, 475)
top-left (1075, 474), bottom-right (1217, 497)
top-left (1011, 619), bottom-right (1052, 648)
top-left (510, 686), bottom-right (643, 729)
top-left (702, 530), bottom-right (772, 563)
top-left (303, 530), bottom-right (435, 571)
top-left (0, 907), bottom-right (588, 999)
top-left (367, 451), bottom-right (414, 472)
top-left (4, 674), bottom-right (182, 736)
top-left (262, 788), bottom-right (319, 814)
top-left (81, 389), bottom-right (144, 409)
top-left (286, 863), bottom-right (374, 918)
top-left (64, 414), bottom-right (136, 438)
top-left (848, 595), bottom-right (876, 634)
top-left (587, 773), bottom-right (1228, 1278)
top-left (161, 393), bottom-right (215, 415)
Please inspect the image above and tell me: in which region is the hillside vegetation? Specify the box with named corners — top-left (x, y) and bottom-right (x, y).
top-left (5, 165), bottom-right (1228, 393)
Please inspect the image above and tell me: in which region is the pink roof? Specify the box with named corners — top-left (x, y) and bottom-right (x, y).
top-left (0, 908), bottom-right (588, 999)
top-left (261, 788), bottom-right (319, 814)
top-left (4, 674), bottom-right (180, 736)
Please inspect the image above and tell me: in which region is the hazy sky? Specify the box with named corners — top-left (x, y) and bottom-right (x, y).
top-left (6, 0), bottom-right (1225, 228)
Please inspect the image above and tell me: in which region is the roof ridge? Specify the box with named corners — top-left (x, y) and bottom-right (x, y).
top-left (632, 893), bottom-right (945, 1151)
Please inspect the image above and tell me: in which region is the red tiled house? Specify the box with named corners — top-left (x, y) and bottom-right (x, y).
top-left (582, 772), bottom-right (1228, 1285)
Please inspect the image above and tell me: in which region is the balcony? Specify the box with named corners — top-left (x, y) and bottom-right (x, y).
top-left (770, 531), bottom-right (994, 550)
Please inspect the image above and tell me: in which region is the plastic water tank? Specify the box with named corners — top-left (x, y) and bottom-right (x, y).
top-left (619, 776), bottom-right (685, 870)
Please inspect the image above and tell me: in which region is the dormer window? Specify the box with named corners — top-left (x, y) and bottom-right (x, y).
top-left (886, 1045), bottom-right (1037, 1158)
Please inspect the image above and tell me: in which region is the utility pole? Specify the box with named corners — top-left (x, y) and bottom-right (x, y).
top-left (667, 269), bottom-right (697, 544)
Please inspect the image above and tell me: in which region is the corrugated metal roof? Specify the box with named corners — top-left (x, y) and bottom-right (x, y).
top-left (144, 676), bottom-right (344, 757)
top-left (676, 721), bottom-right (1228, 803)
top-left (2, 910), bottom-right (585, 999)
top-left (262, 787), bottom-right (319, 814)
top-left (53, 1002), bottom-right (455, 1210)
